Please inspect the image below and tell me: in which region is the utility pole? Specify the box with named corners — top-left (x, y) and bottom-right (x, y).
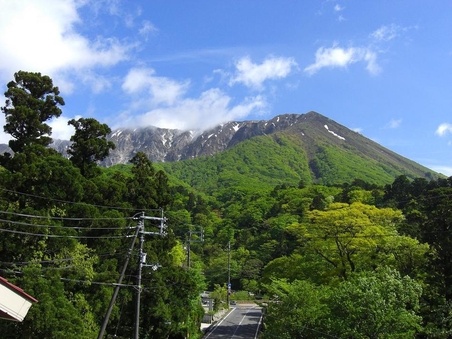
top-left (134, 213), bottom-right (145, 339)
top-left (227, 240), bottom-right (231, 308)
top-left (186, 226), bottom-right (204, 269)
top-left (186, 230), bottom-right (191, 269)
top-left (134, 211), bottom-right (167, 339)
top-left (97, 225), bottom-right (139, 339)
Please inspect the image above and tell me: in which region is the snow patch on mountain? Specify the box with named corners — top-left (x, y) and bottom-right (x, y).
top-left (324, 124), bottom-right (345, 141)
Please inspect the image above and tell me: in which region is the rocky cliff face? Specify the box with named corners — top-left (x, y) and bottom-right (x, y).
top-left (49, 113), bottom-right (308, 166)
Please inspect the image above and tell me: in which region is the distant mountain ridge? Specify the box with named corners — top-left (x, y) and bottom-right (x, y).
top-left (1, 111), bottom-right (439, 185)
top-left (156, 111), bottom-right (440, 189)
top-left (53, 113), bottom-right (314, 166)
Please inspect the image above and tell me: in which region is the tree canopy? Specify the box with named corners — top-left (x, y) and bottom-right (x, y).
top-left (68, 117), bottom-right (115, 178)
top-left (1, 71), bottom-right (64, 153)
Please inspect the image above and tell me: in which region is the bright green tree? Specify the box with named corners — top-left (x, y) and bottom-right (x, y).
top-left (325, 268), bottom-right (422, 338)
top-left (262, 268), bottom-right (423, 338)
top-left (288, 202), bottom-right (406, 281)
top-left (262, 278), bottom-right (328, 339)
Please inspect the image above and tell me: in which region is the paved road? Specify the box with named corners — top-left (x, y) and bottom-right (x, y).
top-left (204, 305), bottom-right (263, 339)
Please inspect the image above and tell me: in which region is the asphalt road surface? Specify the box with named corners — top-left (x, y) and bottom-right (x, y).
top-left (204, 304), bottom-right (263, 339)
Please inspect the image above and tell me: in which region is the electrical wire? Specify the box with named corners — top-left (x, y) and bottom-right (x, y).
top-left (59, 277), bottom-right (136, 288)
top-left (0, 187), bottom-right (163, 213)
top-left (0, 251), bottom-right (127, 267)
top-left (0, 217), bottom-right (137, 230)
top-left (0, 209), bottom-right (136, 221)
top-left (0, 227), bottom-right (135, 239)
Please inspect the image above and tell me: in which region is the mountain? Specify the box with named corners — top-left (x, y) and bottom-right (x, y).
top-left (15, 111), bottom-right (439, 187)
top-left (157, 112), bottom-right (440, 191)
top-left (101, 112), bottom-right (312, 165)
top-left (47, 112), bottom-right (322, 165)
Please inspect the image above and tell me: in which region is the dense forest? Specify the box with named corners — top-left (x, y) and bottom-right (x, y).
top-left (1, 71), bottom-right (452, 338)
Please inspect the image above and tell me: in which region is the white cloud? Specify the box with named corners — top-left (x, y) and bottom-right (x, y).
top-left (122, 68), bottom-right (190, 106)
top-left (0, 0), bottom-right (131, 92)
top-left (304, 45), bottom-right (380, 75)
top-left (131, 89), bottom-right (265, 130)
top-left (370, 24), bottom-right (401, 42)
top-left (333, 4), bottom-right (346, 21)
top-left (386, 118), bottom-right (402, 129)
top-left (0, 114), bottom-right (8, 144)
top-left (229, 56), bottom-right (298, 90)
top-left (48, 115), bottom-right (82, 140)
top-left (435, 123), bottom-right (452, 136)
top-left (139, 20), bottom-right (158, 37)
top-left (119, 69), bottom-right (267, 131)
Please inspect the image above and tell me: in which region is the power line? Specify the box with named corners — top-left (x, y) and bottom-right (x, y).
top-left (0, 267), bottom-right (196, 292)
top-left (0, 187), bottom-right (162, 213)
top-left (0, 268), bottom-right (138, 288)
top-left (0, 209), bottom-right (136, 221)
top-left (0, 227), bottom-right (135, 239)
top-left (0, 251), bottom-right (127, 267)
top-left (0, 217), bottom-right (137, 230)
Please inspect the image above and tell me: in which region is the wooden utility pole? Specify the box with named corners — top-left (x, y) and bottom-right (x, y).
top-left (227, 241), bottom-right (231, 307)
top-left (97, 220), bottom-right (140, 339)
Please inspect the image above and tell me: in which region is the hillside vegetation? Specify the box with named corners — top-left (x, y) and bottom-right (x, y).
top-left (160, 114), bottom-right (440, 193)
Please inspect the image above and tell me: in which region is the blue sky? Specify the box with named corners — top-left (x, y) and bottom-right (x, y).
top-left (0, 1), bottom-right (451, 175)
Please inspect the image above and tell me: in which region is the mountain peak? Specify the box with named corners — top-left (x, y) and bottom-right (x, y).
top-left (45, 112), bottom-right (439, 184)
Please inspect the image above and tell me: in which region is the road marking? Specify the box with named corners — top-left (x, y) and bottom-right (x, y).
top-left (231, 307), bottom-right (251, 338)
top-left (204, 308), bottom-right (235, 338)
top-left (254, 308), bottom-right (263, 339)
top-left (204, 305), bottom-right (262, 339)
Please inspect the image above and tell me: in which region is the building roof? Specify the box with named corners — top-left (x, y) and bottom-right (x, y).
top-left (0, 277), bottom-right (37, 303)
top-left (0, 276), bottom-right (37, 322)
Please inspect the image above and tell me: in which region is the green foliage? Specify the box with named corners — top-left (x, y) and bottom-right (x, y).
top-left (288, 202), bottom-right (408, 281)
top-left (1, 71), bottom-right (64, 153)
top-left (127, 152), bottom-right (172, 211)
top-left (310, 144), bottom-right (404, 185)
top-left (68, 117), bottom-right (115, 178)
top-left (210, 283), bottom-right (228, 311)
top-left (6, 265), bottom-right (97, 339)
top-left (325, 268), bottom-right (422, 338)
top-left (263, 268), bottom-right (422, 339)
top-left (262, 278), bottom-right (328, 339)
top-left (162, 134), bottom-right (312, 193)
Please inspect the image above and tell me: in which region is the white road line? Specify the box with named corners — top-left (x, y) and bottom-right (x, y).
top-left (254, 308), bottom-right (263, 339)
top-left (204, 305), bottom-right (262, 339)
top-left (231, 307), bottom-right (252, 338)
top-left (204, 308), bottom-right (235, 338)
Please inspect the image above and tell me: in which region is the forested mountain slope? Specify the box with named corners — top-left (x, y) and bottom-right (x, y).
top-left (158, 112), bottom-right (440, 193)
top-left (46, 112), bottom-right (440, 188)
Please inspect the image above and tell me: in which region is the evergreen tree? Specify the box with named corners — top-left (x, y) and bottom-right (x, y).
top-left (68, 117), bottom-right (116, 178)
top-left (1, 71), bottom-right (64, 153)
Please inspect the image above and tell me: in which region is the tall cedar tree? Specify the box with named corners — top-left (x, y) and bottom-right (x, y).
top-left (1, 71), bottom-right (64, 153)
top-left (68, 117), bottom-right (116, 178)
